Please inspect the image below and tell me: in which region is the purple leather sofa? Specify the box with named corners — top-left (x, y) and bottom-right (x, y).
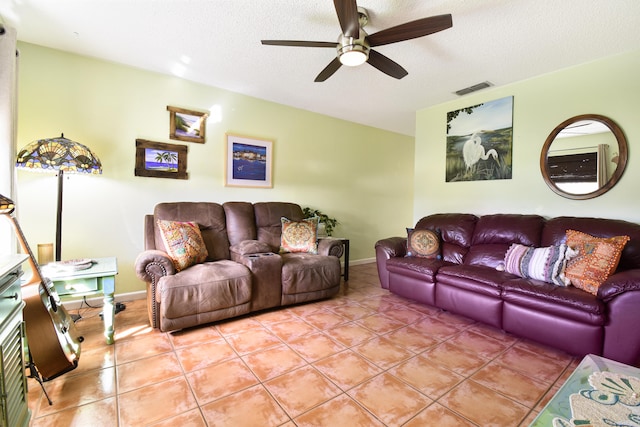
top-left (375, 213), bottom-right (640, 366)
top-left (135, 202), bottom-right (343, 332)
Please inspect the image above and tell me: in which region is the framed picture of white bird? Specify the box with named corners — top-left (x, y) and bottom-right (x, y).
top-left (445, 96), bottom-right (513, 182)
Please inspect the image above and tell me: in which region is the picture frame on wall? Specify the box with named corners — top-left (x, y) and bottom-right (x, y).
top-left (135, 139), bottom-right (188, 179)
top-left (445, 96), bottom-right (513, 182)
top-left (167, 106), bottom-right (208, 143)
top-left (225, 133), bottom-right (273, 188)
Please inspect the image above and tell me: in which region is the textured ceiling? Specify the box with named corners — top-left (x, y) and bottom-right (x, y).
top-left (1, 0), bottom-right (639, 136)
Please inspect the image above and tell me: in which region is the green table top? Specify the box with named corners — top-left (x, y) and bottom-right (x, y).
top-left (41, 257), bottom-right (117, 281)
top-left (530, 354), bottom-right (640, 426)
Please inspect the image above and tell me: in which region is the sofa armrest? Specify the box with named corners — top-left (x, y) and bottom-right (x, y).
top-left (135, 250), bottom-right (176, 283)
top-left (598, 269), bottom-right (640, 301)
top-left (375, 237), bottom-right (407, 259)
top-left (375, 237), bottom-right (407, 289)
top-left (318, 238), bottom-right (344, 258)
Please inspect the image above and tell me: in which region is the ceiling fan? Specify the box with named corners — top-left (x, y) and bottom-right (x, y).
top-left (261, 0), bottom-right (453, 82)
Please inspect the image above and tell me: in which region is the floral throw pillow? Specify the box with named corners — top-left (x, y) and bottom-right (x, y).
top-left (406, 228), bottom-right (442, 259)
top-left (280, 216), bottom-right (318, 254)
top-left (157, 220), bottom-right (209, 271)
top-left (564, 230), bottom-right (630, 295)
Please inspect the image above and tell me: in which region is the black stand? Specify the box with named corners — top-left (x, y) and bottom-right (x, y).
top-left (26, 351), bottom-right (52, 406)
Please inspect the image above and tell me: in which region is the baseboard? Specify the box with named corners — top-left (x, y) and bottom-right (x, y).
top-left (61, 290), bottom-right (147, 310)
top-left (349, 257), bottom-right (375, 266)
top-left (59, 260), bottom-right (375, 310)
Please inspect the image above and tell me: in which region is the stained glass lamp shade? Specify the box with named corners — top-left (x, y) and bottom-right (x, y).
top-left (0, 194), bottom-right (15, 215)
top-left (16, 134), bottom-right (102, 261)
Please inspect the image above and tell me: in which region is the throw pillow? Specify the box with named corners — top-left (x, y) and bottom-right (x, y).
top-left (564, 230), bottom-right (630, 295)
top-left (280, 216), bottom-right (318, 254)
top-left (503, 243), bottom-right (577, 286)
top-left (406, 228), bottom-right (442, 259)
top-left (157, 220), bottom-right (209, 271)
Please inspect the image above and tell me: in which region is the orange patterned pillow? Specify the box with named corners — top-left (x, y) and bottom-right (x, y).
top-left (157, 220), bottom-right (209, 271)
top-left (280, 216), bottom-right (318, 254)
top-left (564, 230), bottom-right (630, 295)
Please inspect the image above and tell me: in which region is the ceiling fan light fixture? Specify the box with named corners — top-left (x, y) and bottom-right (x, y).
top-left (338, 33), bottom-right (369, 67)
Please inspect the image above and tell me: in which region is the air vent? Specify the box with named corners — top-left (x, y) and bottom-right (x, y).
top-left (454, 81), bottom-right (493, 96)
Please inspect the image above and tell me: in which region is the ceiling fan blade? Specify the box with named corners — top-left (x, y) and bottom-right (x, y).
top-left (315, 58), bottom-right (342, 82)
top-left (367, 50), bottom-right (408, 79)
top-left (368, 14), bottom-right (453, 47)
top-left (333, 0), bottom-right (360, 38)
top-left (261, 40), bottom-right (337, 48)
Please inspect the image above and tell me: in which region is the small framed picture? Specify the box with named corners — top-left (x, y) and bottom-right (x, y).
top-left (225, 133), bottom-right (273, 188)
top-left (135, 139), bottom-right (188, 179)
top-left (167, 106), bottom-right (208, 143)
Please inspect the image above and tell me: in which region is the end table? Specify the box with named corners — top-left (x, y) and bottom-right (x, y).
top-left (42, 257), bottom-right (118, 344)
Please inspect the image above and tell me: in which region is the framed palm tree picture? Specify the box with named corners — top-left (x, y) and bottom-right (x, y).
top-left (135, 139), bottom-right (188, 179)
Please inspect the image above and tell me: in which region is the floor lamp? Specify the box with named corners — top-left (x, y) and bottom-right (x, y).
top-left (15, 134), bottom-right (102, 262)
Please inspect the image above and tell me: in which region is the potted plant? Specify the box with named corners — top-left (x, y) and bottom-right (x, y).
top-left (302, 207), bottom-right (339, 237)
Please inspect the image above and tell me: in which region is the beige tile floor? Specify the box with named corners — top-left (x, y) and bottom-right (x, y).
top-left (28, 263), bottom-right (579, 426)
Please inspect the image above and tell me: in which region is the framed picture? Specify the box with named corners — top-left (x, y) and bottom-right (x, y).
top-left (135, 139), bottom-right (188, 179)
top-left (167, 106), bottom-right (208, 143)
top-left (225, 133), bottom-right (273, 188)
top-left (445, 96), bottom-right (514, 182)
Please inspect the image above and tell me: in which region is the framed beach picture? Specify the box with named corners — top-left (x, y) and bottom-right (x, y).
top-left (167, 106), bottom-right (208, 143)
top-left (225, 133), bottom-right (273, 188)
top-left (445, 96), bottom-right (514, 182)
top-left (135, 139), bottom-right (188, 179)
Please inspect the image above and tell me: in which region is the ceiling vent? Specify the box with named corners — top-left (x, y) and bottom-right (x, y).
top-left (454, 81), bottom-right (493, 96)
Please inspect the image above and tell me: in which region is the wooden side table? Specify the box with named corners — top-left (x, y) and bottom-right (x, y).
top-left (42, 257), bottom-right (118, 344)
top-left (322, 237), bottom-right (349, 281)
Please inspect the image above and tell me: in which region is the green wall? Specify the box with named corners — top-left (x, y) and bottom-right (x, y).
top-left (415, 50), bottom-right (640, 223)
top-left (15, 42), bottom-right (414, 295)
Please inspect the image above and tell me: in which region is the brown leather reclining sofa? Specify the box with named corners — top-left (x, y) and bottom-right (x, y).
top-left (135, 201), bottom-right (343, 332)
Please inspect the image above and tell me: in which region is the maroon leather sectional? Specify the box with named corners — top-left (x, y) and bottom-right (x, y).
top-left (375, 213), bottom-right (640, 366)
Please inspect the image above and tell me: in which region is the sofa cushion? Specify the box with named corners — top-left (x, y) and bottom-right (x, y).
top-left (254, 202), bottom-right (304, 251)
top-left (436, 264), bottom-right (512, 298)
top-left (157, 220), bottom-right (208, 271)
top-left (223, 202), bottom-right (257, 246)
top-left (565, 230), bottom-right (630, 295)
top-left (406, 228), bottom-right (441, 259)
top-left (157, 260), bottom-right (252, 319)
top-left (230, 239), bottom-right (272, 255)
top-left (280, 217), bottom-right (318, 254)
top-left (464, 243), bottom-right (511, 268)
top-left (471, 214), bottom-right (544, 247)
top-left (501, 278), bottom-right (605, 325)
top-left (503, 243), bottom-right (576, 286)
top-left (280, 253), bottom-right (340, 295)
top-left (154, 202), bottom-right (230, 261)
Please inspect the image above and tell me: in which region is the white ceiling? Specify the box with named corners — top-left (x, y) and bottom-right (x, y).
top-left (1, 0), bottom-right (639, 136)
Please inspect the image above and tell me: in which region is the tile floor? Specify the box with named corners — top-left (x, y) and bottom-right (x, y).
top-left (27, 263), bottom-right (580, 426)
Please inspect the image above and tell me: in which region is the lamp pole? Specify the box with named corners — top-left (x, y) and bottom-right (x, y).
top-left (55, 170), bottom-right (64, 262)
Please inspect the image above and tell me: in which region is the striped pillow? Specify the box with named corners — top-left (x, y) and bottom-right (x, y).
top-left (503, 243), bottom-right (577, 286)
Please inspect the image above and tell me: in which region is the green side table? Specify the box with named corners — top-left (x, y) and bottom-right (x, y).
top-left (42, 257), bottom-right (118, 344)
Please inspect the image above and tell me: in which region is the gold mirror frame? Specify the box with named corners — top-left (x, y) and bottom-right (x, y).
top-left (540, 114), bottom-right (628, 200)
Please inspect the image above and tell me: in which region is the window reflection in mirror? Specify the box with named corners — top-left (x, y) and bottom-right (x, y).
top-left (540, 115), bottom-right (627, 200)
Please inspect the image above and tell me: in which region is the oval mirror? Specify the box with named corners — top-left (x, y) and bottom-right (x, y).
top-left (540, 114), bottom-right (628, 200)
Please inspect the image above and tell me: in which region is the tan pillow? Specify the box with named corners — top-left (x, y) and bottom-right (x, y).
top-left (564, 229), bottom-right (630, 295)
top-left (157, 220), bottom-right (208, 271)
